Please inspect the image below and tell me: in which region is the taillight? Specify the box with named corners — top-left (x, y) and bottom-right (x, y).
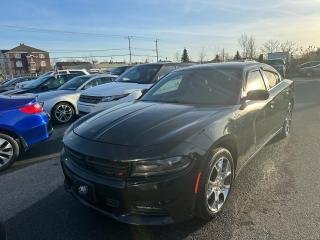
top-left (19, 103), bottom-right (43, 114)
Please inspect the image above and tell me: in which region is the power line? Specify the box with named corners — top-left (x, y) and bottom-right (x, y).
top-left (0, 24), bottom-right (158, 41)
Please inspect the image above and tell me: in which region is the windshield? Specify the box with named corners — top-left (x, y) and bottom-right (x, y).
top-left (111, 66), bottom-right (129, 76)
top-left (23, 75), bottom-right (49, 88)
top-left (59, 75), bottom-right (92, 90)
top-left (141, 68), bottom-right (242, 106)
top-left (1, 77), bottom-right (21, 87)
top-left (267, 59), bottom-right (284, 65)
top-left (116, 64), bottom-right (161, 84)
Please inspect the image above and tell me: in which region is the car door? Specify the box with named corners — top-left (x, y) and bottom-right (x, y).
top-left (262, 69), bottom-right (285, 135)
top-left (243, 69), bottom-right (272, 149)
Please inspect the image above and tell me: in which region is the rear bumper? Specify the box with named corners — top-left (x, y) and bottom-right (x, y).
top-left (19, 112), bottom-right (52, 147)
top-left (61, 152), bottom-right (198, 225)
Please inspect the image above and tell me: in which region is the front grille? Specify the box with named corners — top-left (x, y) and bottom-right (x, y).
top-left (65, 147), bottom-right (131, 179)
top-left (79, 95), bottom-right (103, 104)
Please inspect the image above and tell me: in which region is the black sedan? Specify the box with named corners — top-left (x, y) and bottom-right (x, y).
top-left (0, 76), bottom-right (35, 93)
top-left (3, 73), bottom-right (82, 95)
top-left (61, 62), bottom-right (294, 225)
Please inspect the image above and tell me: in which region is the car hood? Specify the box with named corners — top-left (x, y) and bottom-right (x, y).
top-left (37, 90), bottom-right (78, 101)
top-left (82, 82), bottom-right (152, 97)
top-left (73, 101), bottom-right (225, 147)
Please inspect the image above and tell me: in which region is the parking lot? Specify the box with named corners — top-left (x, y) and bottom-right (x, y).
top-left (0, 77), bottom-right (319, 239)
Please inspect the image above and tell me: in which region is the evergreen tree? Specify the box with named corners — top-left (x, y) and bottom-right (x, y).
top-left (214, 54), bottom-right (220, 62)
top-left (181, 48), bottom-right (190, 62)
top-left (234, 51), bottom-right (241, 60)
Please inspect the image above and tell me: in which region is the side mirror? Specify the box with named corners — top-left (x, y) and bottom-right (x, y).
top-left (246, 89), bottom-right (269, 101)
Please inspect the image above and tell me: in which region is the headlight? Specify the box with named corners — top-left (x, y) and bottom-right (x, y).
top-left (100, 93), bottom-right (130, 102)
top-left (131, 156), bottom-right (192, 177)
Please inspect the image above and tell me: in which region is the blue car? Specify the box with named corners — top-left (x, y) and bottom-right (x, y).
top-left (0, 95), bottom-right (52, 170)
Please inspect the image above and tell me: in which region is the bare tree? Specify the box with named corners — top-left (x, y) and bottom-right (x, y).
top-left (198, 48), bottom-right (206, 63)
top-left (238, 33), bottom-right (249, 58)
top-left (280, 41), bottom-right (298, 55)
top-left (261, 40), bottom-right (280, 54)
top-left (174, 51), bottom-right (180, 62)
top-left (247, 36), bottom-right (256, 59)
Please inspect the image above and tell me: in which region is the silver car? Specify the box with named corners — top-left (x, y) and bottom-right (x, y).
top-left (38, 74), bottom-right (117, 124)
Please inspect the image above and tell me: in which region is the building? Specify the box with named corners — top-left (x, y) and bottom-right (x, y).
top-left (0, 50), bottom-right (10, 81)
top-left (5, 43), bottom-right (51, 76)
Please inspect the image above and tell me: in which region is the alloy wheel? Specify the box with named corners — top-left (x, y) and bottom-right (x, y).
top-left (206, 157), bottom-right (232, 213)
top-left (55, 104), bottom-right (73, 123)
top-left (0, 137), bottom-right (14, 167)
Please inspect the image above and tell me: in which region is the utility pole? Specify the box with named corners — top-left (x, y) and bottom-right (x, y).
top-left (155, 39), bottom-right (159, 62)
top-left (128, 36), bottom-right (132, 64)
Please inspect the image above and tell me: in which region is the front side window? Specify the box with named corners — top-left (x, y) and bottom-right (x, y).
top-left (263, 70), bottom-right (280, 89)
top-left (245, 71), bottom-right (266, 95)
top-left (42, 77), bottom-right (66, 89)
top-left (141, 68), bottom-right (242, 106)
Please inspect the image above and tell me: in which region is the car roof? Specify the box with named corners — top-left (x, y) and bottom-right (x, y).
top-left (182, 62), bottom-right (263, 71)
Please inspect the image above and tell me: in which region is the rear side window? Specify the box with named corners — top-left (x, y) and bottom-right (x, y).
top-left (263, 70), bottom-right (280, 89)
top-left (245, 71), bottom-right (266, 95)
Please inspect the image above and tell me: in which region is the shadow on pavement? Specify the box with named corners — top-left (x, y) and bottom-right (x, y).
top-left (5, 186), bottom-right (235, 240)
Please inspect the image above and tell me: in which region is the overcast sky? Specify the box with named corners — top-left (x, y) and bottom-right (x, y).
top-left (0, 0), bottom-right (319, 62)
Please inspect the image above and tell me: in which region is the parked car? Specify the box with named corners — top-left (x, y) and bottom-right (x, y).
top-left (38, 74), bottom-right (117, 124)
top-left (77, 63), bottom-right (190, 115)
top-left (0, 76), bottom-right (36, 93)
top-left (0, 95), bottom-right (52, 171)
top-left (266, 58), bottom-right (286, 77)
top-left (61, 62), bottom-right (294, 224)
top-left (3, 73), bottom-right (83, 95)
top-left (298, 61), bottom-right (320, 77)
top-left (15, 69), bottom-right (90, 89)
top-left (109, 65), bottom-right (132, 76)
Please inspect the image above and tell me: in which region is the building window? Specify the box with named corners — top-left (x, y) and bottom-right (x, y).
top-left (41, 61), bottom-right (46, 67)
top-left (16, 61), bottom-right (23, 68)
top-left (15, 53), bottom-right (21, 59)
top-left (39, 53), bottom-right (45, 59)
top-left (31, 63), bottom-right (36, 71)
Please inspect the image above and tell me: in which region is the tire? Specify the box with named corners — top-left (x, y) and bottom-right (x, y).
top-left (0, 133), bottom-right (20, 171)
top-left (279, 102), bottom-right (293, 139)
top-left (52, 102), bottom-right (75, 124)
top-left (196, 147), bottom-right (235, 220)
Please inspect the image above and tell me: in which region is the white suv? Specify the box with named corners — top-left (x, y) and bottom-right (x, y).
top-left (77, 63), bottom-right (189, 115)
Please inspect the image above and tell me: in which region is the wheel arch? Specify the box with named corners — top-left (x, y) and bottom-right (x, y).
top-left (51, 101), bottom-right (76, 121)
top-left (0, 128), bottom-right (27, 151)
top-left (210, 135), bottom-right (239, 171)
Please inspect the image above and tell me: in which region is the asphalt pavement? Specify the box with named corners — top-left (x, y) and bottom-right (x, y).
top-left (1, 78), bottom-right (320, 240)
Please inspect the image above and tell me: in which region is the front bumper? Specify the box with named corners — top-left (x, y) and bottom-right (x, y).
top-left (60, 150), bottom-right (198, 225)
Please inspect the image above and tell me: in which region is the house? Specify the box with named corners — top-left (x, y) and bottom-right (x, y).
top-left (6, 43), bottom-right (51, 76)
